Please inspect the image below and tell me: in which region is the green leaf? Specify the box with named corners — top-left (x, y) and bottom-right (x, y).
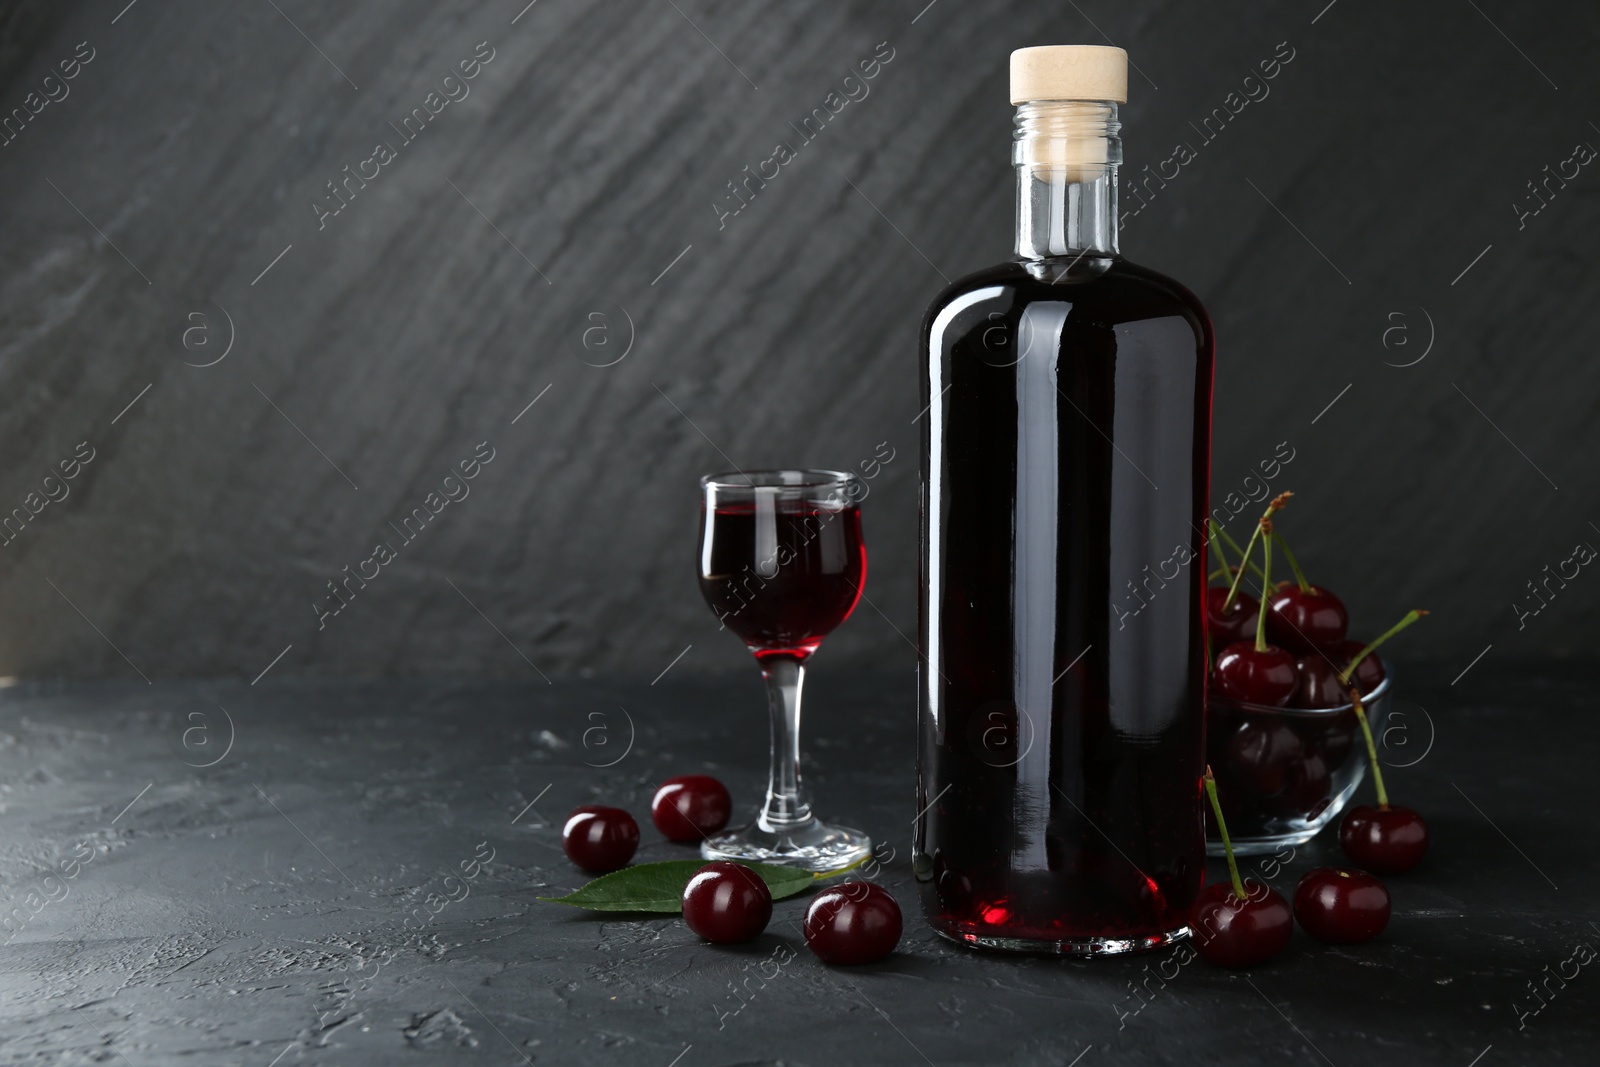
top-left (539, 859), bottom-right (816, 912)
top-left (816, 851), bottom-right (871, 880)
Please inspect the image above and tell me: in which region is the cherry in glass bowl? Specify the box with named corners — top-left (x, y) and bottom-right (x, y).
top-left (1204, 671), bottom-right (1390, 855)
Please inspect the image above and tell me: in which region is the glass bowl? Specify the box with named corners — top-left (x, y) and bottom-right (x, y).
top-left (1204, 673), bottom-right (1390, 856)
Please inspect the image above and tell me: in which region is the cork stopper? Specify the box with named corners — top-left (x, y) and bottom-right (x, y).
top-left (1009, 46), bottom-right (1128, 104)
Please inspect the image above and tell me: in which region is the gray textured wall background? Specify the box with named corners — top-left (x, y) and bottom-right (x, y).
top-left (0, 0), bottom-right (1596, 683)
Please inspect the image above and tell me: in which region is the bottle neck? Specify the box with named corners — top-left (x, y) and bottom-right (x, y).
top-left (1013, 101), bottom-right (1120, 261)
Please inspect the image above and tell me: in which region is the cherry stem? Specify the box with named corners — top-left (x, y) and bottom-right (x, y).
top-left (1339, 609), bottom-right (1430, 686)
top-left (1207, 520), bottom-right (1232, 580)
top-left (1223, 494), bottom-right (1291, 611)
top-left (1254, 533), bottom-right (1273, 653)
top-left (1221, 529), bottom-right (1260, 612)
top-left (1351, 689), bottom-right (1389, 809)
top-left (1216, 524), bottom-right (1268, 583)
top-left (1272, 531), bottom-right (1311, 593)
top-left (1203, 766), bottom-right (1247, 901)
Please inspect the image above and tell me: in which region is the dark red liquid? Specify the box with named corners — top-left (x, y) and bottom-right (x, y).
top-left (698, 502), bottom-right (865, 658)
top-left (916, 257), bottom-right (1213, 949)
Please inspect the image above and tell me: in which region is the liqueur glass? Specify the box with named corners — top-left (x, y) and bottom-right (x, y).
top-left (696, 470), bottom-right (872, 872)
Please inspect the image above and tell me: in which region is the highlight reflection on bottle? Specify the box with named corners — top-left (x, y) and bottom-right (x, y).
top-left (914, 46), bottom-right (1215, 955)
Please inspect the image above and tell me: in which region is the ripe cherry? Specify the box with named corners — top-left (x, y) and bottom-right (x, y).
top-left (1335, 640), bottom-right (1387, 697)
top-left (1192, 768), bottom-right (1292, 967)
top-left (651, 775), bottom-right (733, 842)
top-left (1319, 713), bottom-right (1357, 769)
top-left (561, 806), bottom-right (639, 873)
top-left (1265, 585), bottom-right (1348, 654)
top-left (803, 882), bottom-right (903, 965)
top-left (1291, 655), bottom-right (1347, 710)
top-left (1279, 748), bottom-right (1332, 819)
top-left (1224, 718), bottom-right (1304, 797)
top-left (1213, 642), bottom-right (1299, 707)
top-left (1340, 683), bottom-right (1429, 873)
top-left (1260, 527), bottom-right (1346, 653)
top-left (1206, 587), bottom-right (1259, 648)
top-left (682, 861), bottom-right (772, 943)
top-left (1191, 880), bottom-right (1293, 967)
top-left (1286, 659), bottom-right (1357, 772)
top-left (1341, 805), bottom-right (1428, 874)
top-left (1211, 512), bottom-right (1299, 707)
top-left (1293, 867), bottom-right (1390, 944)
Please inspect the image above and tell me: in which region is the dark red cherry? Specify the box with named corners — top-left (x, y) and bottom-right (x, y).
top-left (682, 861), bottom-right (772, 943)
top-left (1288, 657), bottom-right (1361, 770)
top-left (1291, 655), bottom-right (1347, 709)
top-left (1335, 641), bottom-right (1387, 698)
top-left (1279, 749), bottom-right (1331, 819)
top-left (1340, 804), bottom-right (1428, 874)
top-left (1206, 587), bottom-right (1260, 648)
top-left (1213, 642), bottom-right (1299, 707)
top-left (1224, 719), bottom-right (1304, 797)
top-left (1265, 585), bottom-right (1349, 654)
top-left (561, 805), bottom-right (639, 873)
top-left (803, 882), bottom-right (903, 965)
top-left (1293, 866), bottom-right (1390, 943)
top-left (651, 775), bottom-right (733, 842)
top-left (1319, 712), bottom-right (1357, 769)
top-left (1190, 879), bottom-right (1293, 967)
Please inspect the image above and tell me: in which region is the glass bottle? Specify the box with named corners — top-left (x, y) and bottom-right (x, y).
top-left (913, 46), bottom-right (1215, 955)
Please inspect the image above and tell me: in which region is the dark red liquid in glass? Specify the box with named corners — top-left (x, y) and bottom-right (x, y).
top-left (698, 502), bottom-right (865, 658)
top-left (916, 258), bottom-right (1213, 949)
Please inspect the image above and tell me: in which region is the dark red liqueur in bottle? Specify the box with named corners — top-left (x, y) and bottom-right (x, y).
top-left (698, 501), bottom-right (865, 658)
top-left (913, 47), bottom-right (1214, 954)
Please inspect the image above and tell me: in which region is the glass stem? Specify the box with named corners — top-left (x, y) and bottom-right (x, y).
top-left (756, 653), bottom-right (813, 830)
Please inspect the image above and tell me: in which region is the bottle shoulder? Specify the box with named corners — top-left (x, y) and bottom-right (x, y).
top-left (922, 257), bottom-right (1212, 343)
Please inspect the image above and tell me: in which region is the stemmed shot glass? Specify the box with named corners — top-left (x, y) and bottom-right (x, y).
top-left (696, 470), bottom-right (873, 871)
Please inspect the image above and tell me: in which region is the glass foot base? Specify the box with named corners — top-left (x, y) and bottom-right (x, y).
top-left (932, 923), bottom-right (1191, 957)
top-left (701, 818), bottom-right (871, 873)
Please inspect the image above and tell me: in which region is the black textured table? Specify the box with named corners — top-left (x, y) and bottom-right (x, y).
top-left (0, 666), bottom-right (1592, 1066)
